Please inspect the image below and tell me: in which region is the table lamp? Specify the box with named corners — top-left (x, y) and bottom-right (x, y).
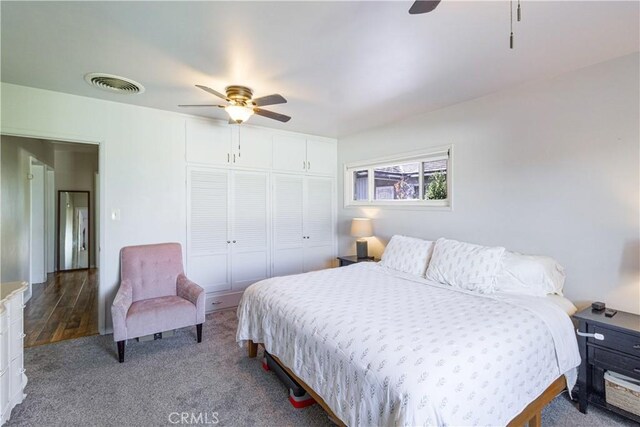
top-left (351, 218), bottom-right (373, 259)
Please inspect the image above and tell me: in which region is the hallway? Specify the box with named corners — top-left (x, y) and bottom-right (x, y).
top-left (24, 269), bottom-right (99, 347)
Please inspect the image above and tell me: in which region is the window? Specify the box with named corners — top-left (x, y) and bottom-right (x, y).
top-left (344, 146), bottom-right (452, 208)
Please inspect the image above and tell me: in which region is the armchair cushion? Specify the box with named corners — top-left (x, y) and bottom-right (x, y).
top-left (120, 243), bottom-right (184, 302)
top-left (177, 273), bottom-right (206, 324)
top-left (125, 296), bottom-right (196, 339)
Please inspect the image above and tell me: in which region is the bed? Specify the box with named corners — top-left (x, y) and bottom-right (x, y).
top-left (236, 261), bottom-right (581, 426)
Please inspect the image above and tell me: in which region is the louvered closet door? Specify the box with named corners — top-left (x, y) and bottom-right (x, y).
top-left (303, 176), bottom-right (335, 272)
top-left (187, 167), bottom-right (231, 293)
top-left (230, 170), bottom-right (270, 290)
top-left (272, 174), bottom-right (305, 276)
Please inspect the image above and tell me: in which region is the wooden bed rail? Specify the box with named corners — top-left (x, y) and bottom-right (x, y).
top-left (248, 340), bottom-right (566, 427)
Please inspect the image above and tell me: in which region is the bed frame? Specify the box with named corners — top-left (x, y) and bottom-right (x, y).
top-left (247, 340), bottom-right (566, 427)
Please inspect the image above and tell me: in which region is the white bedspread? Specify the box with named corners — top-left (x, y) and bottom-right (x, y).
top-left (236, 263), bottom-right (580, 427)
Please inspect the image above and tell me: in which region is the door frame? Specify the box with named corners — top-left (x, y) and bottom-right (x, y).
top-left (28, 158), bottom-right (46, 301)
top-left (1, 129), bottom-right (107, 334)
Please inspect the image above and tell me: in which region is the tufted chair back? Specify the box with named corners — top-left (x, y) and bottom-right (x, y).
top-left (120, 243), bottom-right (184, 302)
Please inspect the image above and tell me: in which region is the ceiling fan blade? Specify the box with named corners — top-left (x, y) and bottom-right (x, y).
top-left (409, 0), bottom-right (441, 14)
top-left (253, 108), bottom-right (291, 123)
top-left (252, 94), bottom-right (287, 107)
top-left (178, 104), bottom-right (225, 107)
top-left (195, 85), bottom-right (229, 101)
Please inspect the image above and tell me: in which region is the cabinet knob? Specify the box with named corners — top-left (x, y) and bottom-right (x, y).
top-left (227, 240), bottom-right (231, 244)
top-left (211, 301), bottom-right (222, 305)
top-left (634, 368), bottom-right (640, 374)
top-left (633, 344), bottom-right (640, 349)
top-left (233, 240), bottom-right (237, 243)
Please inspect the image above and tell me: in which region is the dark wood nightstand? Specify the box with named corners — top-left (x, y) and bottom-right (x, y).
top-left (573, 307), bottom-right (640, 422)
top-left (337, 255), bottom-right (376, 267)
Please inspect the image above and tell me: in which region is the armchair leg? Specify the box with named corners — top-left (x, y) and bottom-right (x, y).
top-left (117, 340), bottom-right (125, 363)
top-left (196, 324), bottom-right (203, 343)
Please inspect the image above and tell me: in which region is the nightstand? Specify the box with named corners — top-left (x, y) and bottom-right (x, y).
top-left (337, 255), bottom-right (376, 267)
top-left (573, 307), bottom-right (640, 423)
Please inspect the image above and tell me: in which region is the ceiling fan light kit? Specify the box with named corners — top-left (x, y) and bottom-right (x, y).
top-left (225, 105), bottom-right (254, 124)
top-left (179, 84), bottom-right (291, 125)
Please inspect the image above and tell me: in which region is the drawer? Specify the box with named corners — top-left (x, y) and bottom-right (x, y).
top-left (0, 310), bottom-right (6, 334)
top-left (206, 292), bottom-right (242, 312)
top-left (0, 328), bottom-right (8, 374)
top-left (6, 293), bottom-right (23, 322)
top-left (9, 358), bottom-right (24, 399)
top-left (588, 325), bottom-right (640, 357)
top-left (589, 347), bottom-right (640, 380)
top-left (0, 369), bottom-right (8, 412)
top-left (8, 320), bottom-right (24, 362)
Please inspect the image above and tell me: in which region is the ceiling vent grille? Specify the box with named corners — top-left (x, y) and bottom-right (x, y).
top-left (84, 73), bottom-right (145, 94)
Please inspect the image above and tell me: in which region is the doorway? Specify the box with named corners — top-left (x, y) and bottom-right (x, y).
top-left (0, 135), bottom-right (100, 346)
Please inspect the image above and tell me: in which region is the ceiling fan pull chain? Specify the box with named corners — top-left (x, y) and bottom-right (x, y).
top-left (517, 0), bottom-right (522, 22)
top-left (510, 0), bottom-right (514, 49)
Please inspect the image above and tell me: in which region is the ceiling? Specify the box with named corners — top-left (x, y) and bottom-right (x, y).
top-left (1, 1), bottom-right (638, 138)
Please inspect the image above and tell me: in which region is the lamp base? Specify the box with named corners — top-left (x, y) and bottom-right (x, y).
top-left (356, 240), bottom-right (369, 259)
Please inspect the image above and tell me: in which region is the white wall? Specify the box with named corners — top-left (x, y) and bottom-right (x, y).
top-left (1, 85), bottom-right (187, 332)
top-left (1, 135), bottom-right (54, 284)
top-left (338, 53), bottom-right (640, 314)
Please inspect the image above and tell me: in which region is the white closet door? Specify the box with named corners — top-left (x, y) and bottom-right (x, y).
top-left (303, 176), bottom-right (335, 272)
top-left (230, 170), bottom-right (270, 290)
top-left (272, 174), bottom-right (305, 276)
top-left (272, 135), bottom-right (307, 173)
top-left (237, 127), bottom-right (273, 169)
top-left (185, 119), bottom-right (232, 166)
top-left (187, 167), bottom-right (231, 293)
top-left (305, 139), bottom-right (337, 175)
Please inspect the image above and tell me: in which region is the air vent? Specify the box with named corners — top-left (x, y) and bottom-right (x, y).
top-left (84, 73), bottom-right (145, 94)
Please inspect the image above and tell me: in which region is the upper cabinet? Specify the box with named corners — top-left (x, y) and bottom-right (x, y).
top-left (272, 135), bottom-right (307, 173)
top-left (185, 118), bottom-right (233, 166)
top-left (237, 126), bottom-right (273, 169)
top-left (273, 135), bottom-right (336, 176)
top-left (305, 139), bottom-right (337, 175)
top-left (185, 117), bottom-right (336, 175)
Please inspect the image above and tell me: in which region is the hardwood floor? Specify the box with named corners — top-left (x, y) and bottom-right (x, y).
top-left (24, 269), bottom-right (99, 347)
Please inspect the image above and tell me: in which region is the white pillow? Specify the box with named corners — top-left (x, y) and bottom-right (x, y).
top-left (380, 235), bottom-right (434, 277)
top-left (494, 252), bottom-right (565, 297)
top-left (425, 238), bottom-right (505, 293)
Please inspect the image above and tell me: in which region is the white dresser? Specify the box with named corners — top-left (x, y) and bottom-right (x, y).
top-left (0, 282), bottom-right (27, 425)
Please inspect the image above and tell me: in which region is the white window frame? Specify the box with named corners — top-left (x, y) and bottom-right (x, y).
top-left (343, 145), bottom-right (453, 210)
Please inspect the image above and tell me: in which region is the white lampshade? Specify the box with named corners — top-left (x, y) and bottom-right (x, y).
top-left (350, 218), bottom-right (373, 238)
top-left (225, 105), bottom-right (254, 124)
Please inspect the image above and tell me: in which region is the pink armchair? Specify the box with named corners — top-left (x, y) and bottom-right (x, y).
top-left (111, 243), bottom-right (205, 362)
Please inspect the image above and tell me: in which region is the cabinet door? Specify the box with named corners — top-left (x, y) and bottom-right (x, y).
top-left (185, 118), bottom-right (232, 166)
top-left (305, 139), bottom-right (337, 175)
top-left (230, 170), bottom-right (270, 290)
top-left (237, 126), bottom-right (273, 169)
top-left (272, 174), bottom-right (305, 276)
top-left (303, 177), bottom-right (335, 272)
top-left (273, 135), bottom-right (307, 173)
top-left (187, 168), bottom-right (231, 293)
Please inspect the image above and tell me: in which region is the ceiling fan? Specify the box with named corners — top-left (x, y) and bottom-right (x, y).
top-left (409, 0), bottom-right (441, 14)
top-left (179, 85), bottom-right (291, 124)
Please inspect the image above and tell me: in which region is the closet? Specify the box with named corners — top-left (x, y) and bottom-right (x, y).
top-left (185, 118), bottom-right (337, 311)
